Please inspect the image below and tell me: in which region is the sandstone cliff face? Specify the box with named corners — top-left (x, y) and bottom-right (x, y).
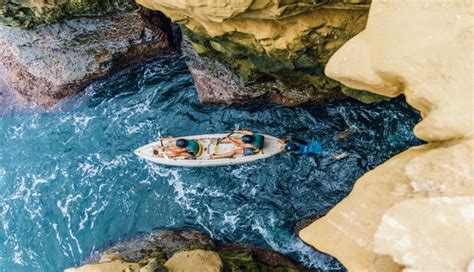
top-left (136, 0), bottom-right (385, 105)
top-left (299, 1), bottom-right (474, 271)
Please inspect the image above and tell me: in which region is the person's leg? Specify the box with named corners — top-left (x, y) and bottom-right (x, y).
top-left (178, 152), bottom-right (195, 159)
top-left (210, 149), bottom-right (243, 159)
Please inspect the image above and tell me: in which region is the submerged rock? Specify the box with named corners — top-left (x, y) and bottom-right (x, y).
top-left (136, 0), bottom-right (388, 105)
top-left (299, 0), bottom-right (473, 271)
top-left (0, 11), bottom-right (171, 106)
top-left (66, 229), bottom-right (303, 271)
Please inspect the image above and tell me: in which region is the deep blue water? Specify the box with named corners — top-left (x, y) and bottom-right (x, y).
top-left (0, 55), bottom-right (421, 271)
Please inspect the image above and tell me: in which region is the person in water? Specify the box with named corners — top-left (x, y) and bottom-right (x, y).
top-left (280, 137), bottom-right (323, 156)
top-left (280, 137), bottom-right (348, 160)
top-left (154, 138), bottom-right (202, 159)
top-left (210, 130), bottom-right (265, 159)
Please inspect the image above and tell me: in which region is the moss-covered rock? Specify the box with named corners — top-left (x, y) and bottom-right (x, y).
top-left (341, 86), bottom-right (390, 104)
top-left (66, 230), bottom-right (304, 271)
top-left (0, 0), bottom-right (137, 28)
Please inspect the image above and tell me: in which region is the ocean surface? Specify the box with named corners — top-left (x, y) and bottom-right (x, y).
top-left (0, 55), bottom-right (421, 271)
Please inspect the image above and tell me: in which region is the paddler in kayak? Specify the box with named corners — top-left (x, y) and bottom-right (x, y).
top-left (210, 130), bottom-right (264, 159)
top-left (153, 138), bottom-right (202, 159)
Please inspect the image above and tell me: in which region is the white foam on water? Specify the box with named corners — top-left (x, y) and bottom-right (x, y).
top-left (0, 168), bottom-right (5, 184)
top-left (72, 115), bottom-right (95, 134)
top-left (89, 199), bottom-right (109, 230)
top-left (223, 211), bottom-right (239, 232)
top-left (12, 245), bottom-right (24, 265)
top-left (251, 213), bottom-right (328, 269)
top-left (56, 194), bottom-right (84, 256)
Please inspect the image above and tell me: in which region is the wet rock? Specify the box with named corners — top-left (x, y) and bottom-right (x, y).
top-left (106, 229), bottom-right (215, 261)
top-left (67, 229), bottom-right (303, 271)
top-left (0, 11), bottom-right (170, 106)
top-left (136, 0), bottom-right (383, 105)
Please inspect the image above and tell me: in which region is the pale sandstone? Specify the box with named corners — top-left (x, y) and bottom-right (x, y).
top-left (373, 197), bottom-right (474, 272)
top-left (164, 249), bottom-right (223, 272)
top-left (300, 0), bottom-right (474, 271)
top-left (135, 0), bottom-right (371, 105)
top-left (65, 253), bottom-right (140, 272)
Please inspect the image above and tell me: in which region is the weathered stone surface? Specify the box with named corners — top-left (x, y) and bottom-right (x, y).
top-left (66, 230), bottom-right (303, 271)
top-left (299, 0), bottom-right (474, 271)
top-left (164, 249), bottom-right (223, 272)
top-left (373, 197), bottom-right (474, 271)
top-left (65, 253), bottom-right (141, 272)
top-left (136, 0), bottom-right (379, 105)
top-left (0, 11), bottom-right (170, 106)
top-left (0, 0), bottom-right (137, 28)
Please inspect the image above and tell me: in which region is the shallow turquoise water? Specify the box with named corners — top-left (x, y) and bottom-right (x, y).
top-left (0, 55), bottom-right (421, 271)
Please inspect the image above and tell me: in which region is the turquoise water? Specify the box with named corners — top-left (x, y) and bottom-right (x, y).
top-left (0, 55), bottom-right (421, 271)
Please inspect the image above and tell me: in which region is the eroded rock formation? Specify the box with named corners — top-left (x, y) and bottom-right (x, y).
top-left (66, 229), bottom-right (302, 271)
top-left (299, 1), bottom-right (473, 271)
top-left (136, 0), bottom-right (386, 105)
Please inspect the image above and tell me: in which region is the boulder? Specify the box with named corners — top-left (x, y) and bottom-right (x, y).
top-left (0, 11), bottom-right (170, 106)
top-left (65, 230), bottom-right (302, 271)
top-left (164, 249), bottom-right (223, 272)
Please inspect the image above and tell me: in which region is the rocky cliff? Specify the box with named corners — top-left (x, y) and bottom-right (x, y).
top-left (136, 0), bottom-right (386, 105)
top-left (299, 1), bottom-right (474, 271)
top-left (66, 229), bottom-right (303, 272)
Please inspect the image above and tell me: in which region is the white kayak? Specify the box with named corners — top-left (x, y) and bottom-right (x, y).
top-left (134, 133), bottom-right (283, 167)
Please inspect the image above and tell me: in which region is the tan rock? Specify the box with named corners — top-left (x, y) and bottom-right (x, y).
top-left (299, 0), bottom-right (474, 271)
top-left (136, 0), bottom-right (372, 105)
top-left (64, 254), bottom-right (140, 272)
top-left (373, 197), bottom-right (474, 272)
top-left (164, 249), bottom-right (223, 272)
top-left (325, 1), bottom-right (473, 142)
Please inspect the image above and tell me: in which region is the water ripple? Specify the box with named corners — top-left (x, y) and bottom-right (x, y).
top-left (0, 55), bottom-right (421, 271)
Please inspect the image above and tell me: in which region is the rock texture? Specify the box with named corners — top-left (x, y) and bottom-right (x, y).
top-left (136, 0), bottom-right (386, 105)
top-left (373, 197), bottom-right (474, 271)
top-left (0, 11), bottom-right (170, 106)
top-left (299, 0), bottom-right (474, 271)
top-left (164, 249), bottom-right (223, 272)
top-left (0, 0), bottom-right (137, 28)
top-left (66, 229), bottom-right (302, 271)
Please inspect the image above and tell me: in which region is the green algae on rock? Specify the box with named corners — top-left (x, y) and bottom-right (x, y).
top-left (66, 230), bottom-right (303, 271)
top-left (0, 0), bottom-right (137, 28)
top-left (136, 0), bottom-right (378, 105)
